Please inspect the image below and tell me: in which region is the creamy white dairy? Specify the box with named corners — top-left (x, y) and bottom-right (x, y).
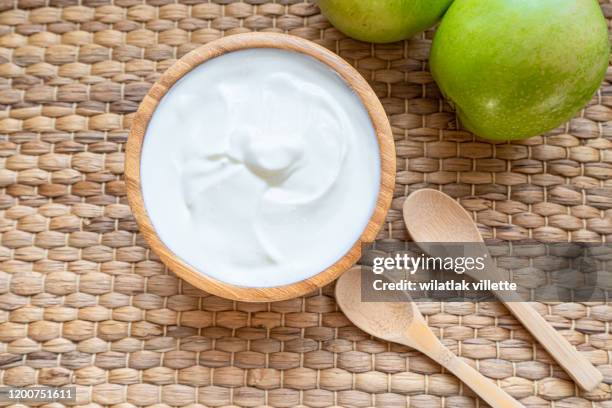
top-left (141, 48), bottom-right (380, 287)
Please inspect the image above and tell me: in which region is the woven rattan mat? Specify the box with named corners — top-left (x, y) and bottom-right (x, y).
top-left (1, 0), bottom-right (612, 406)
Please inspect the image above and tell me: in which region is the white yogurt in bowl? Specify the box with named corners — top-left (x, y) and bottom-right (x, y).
top-left (127, 33), bottom-right (394, 300)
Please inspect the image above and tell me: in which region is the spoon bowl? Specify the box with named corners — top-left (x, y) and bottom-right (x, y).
top-left (335, 268), bottom-right (416, 343)
top-left (404, 188), bottom-right (483, 243)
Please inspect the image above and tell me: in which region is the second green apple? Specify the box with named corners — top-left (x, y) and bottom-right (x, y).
top-left (430, 0), bottom-right (610, 141)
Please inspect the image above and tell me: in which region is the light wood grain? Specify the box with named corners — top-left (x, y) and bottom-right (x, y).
top-left (336, 267), bottom-right (524, 408)
top-left (125, 32), bottom-right (395, 302)
top-left (403, 188), bottom-right (603, 391)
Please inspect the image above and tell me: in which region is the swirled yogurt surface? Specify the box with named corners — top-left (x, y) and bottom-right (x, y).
top-left (141, 48), bottom-right (380, 287)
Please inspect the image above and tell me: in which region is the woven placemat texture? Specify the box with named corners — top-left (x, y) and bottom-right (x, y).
top-left (1, 0), bottom-right (612, 407)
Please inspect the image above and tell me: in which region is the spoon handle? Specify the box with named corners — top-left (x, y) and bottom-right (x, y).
top-left (482, 257), bottom-right (603, 391)
top-left (409, 323), bottom-right (523, 408)
top-left (503, 301), bottom-right (602, 391)
top-left (464, 248), bottom-right (600, 391)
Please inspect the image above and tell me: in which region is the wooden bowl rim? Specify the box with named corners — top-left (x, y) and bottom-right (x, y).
top-left (125, 32), bottom-right (396, 302)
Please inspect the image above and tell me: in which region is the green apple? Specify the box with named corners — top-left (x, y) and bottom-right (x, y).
top-left (430, 0), bottom-right (610, 141)
top-left (317, 0), bottom-right (454, 43)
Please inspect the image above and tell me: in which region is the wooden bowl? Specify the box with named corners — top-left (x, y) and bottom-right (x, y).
top-left (125, 32), bottom-right (395, 302)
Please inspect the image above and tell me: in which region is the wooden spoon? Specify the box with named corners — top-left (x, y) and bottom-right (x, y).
top-left (403, 188), bottom-right (602, 391)
top-left (336, 267), bottom-right (524, 408)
